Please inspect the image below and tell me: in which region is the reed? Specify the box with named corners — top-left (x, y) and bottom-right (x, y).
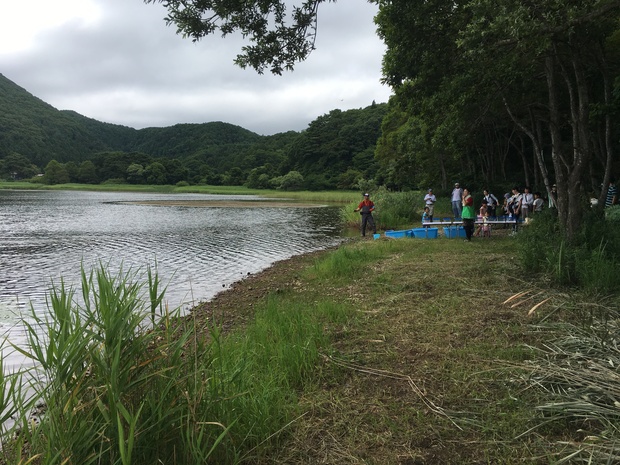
top-left (4, 262), bottom-right (350, 464)
top-left (8, 265), bottom-right (224, 464)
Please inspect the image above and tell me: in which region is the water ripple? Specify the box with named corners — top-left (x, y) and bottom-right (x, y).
top-left (0, 190), bottom-right (345, 370)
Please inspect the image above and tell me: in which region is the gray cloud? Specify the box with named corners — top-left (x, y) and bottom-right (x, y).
top-left (1, 0), bottom-right (392, 135)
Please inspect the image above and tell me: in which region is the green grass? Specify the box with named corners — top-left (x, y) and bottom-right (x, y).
top-left (0, 181), bottom-right (361, 203)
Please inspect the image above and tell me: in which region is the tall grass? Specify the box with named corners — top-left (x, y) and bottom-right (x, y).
top-left (10, 266), bottom-right (209, 464)
top-left (4, 263), bottom-right (350, 464)
top-left (516, 209), bottom-right (620, 293)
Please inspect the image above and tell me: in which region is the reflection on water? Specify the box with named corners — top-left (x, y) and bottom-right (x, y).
top-left (0, 189), bottom-right (345, 369)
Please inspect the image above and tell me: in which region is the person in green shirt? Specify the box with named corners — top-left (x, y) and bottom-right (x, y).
top-left (461, 187), bottom-right (476, 242)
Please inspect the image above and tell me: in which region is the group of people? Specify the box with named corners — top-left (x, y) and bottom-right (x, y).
top-left (357, 177), bottom-right (617, 239)
top-left (427, 183), bottom-right (549, 241)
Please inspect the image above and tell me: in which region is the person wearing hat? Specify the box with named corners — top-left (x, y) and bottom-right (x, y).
top-left (451, 183), bottom-right (463, 218)
top-left (423, 188), bottom-right (436, 221)
top-left (354, 193), bottom-right (377, 237)
top-left (549, 184), bottom-right (558, 209)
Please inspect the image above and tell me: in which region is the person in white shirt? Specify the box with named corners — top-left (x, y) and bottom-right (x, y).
top-left (533, 192), bottom-right (544, 213)
top-left (483, 189), bottom-right (499, 217)
top-left (423, 188), bottom-right (436, 221)
top-left (521, 186), bottom-right (534, 219)
top-left (509, 186), bottom-right (523, 232)
top-left (451, 183), bottom-right (463, 218)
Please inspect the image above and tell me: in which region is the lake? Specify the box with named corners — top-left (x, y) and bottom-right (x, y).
top-left (0, 189), bottom-right (346, 369)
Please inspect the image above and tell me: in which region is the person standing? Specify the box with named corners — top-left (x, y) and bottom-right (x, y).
top-left (509, 186), bottom-right (523, 232)
top-left (549, 184), bottom-right (558, 209)
top-left (606, 178), bottom-right (618, 207)
top-left (451, 183), bottom-right (463, 218)
top-left (424, 188), bottom-right (436, 221)
top-left (483, 189), bottom-right (499, 217)
top-left (461, 187), bottom-right (475, 242)
top-left (521, 186), bottom-right (534, 219)
top-left (354, 193), bottom-right (377, 237)
top-left (533, 192), bottom-right (544, 213)
top-left (474, 199), bottom-right (488, 237)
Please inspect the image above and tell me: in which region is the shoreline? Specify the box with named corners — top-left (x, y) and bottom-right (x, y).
top-left (184, 246), bottom-right (341, 335)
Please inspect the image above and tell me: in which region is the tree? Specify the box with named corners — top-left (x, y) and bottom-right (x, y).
top-left (278, 170), bottom-right (304, 190)
top-left (43, 160), bottom-right (70, 185)
top-left (126, 163), bottom-right (145, 184)
top-left (0, 152), bottom-right (39, 180)
top-left (224, 167), bottom-right (245, 185)
top-left (145, 162), bottom-right (167, 185)
top-left (456, 0), bottom-right (620, 240)
top-left (144, 0), bottom-right (327, 74)
top-left (376, 0), bottom-right (620, 240)
top-left (78, 160), bottom-right (99, 184)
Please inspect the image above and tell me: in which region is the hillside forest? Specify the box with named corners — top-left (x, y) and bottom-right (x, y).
top-left (0, 73), bottom-right (388, 192)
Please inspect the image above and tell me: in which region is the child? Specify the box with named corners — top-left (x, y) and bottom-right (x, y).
top-left (422, 206), bottom-right (431, 226)
top-left (474, 200), bottom-right (488, 236)
top-left (482, 210), bottom-right (491, 237)
top-left (533, 192), bottom-right (544, 213)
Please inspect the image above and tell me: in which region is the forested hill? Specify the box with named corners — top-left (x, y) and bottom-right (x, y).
top-left (0, 73), bottom-right (388, 189)
top-left (0, 74), bottom-right (261, 163)
top-left (0, 74), bottom-right (134, 167)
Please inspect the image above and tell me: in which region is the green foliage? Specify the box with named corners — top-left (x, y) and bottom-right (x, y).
top-left (285, 105), bottom-right (388, 189)
top-left (375, 0), bottom-right (620, 240)
top-left (517, 210), bottom-right (620, 292)
top-left (277, 170), bottom-right (304, 191)
top-left (144, 162), bottom-right (167, 185)
top-left (605, 205), bottom-right (620, 223)
top-left (0, 152), bottom-right (39, 179)
top-left (126, 163), bottom-right (145, 184)
top-left (144, 0), bottom-right (323, 75)
top-left (43, 160), bottom-right (70, 185)
top-left (1, 72), bottom-right (388, 189)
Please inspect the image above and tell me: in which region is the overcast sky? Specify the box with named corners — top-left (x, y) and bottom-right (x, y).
top-left (0, 0), bottom-right (393, 135)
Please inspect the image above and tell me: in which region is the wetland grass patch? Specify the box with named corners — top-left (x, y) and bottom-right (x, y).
top-left (2, 263), bottom-right (355, 464)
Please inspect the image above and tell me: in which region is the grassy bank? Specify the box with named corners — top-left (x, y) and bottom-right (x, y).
top-left (0, 182), bottom-right (361, 203)
top-left (5, 233), bottom-right (611, 464)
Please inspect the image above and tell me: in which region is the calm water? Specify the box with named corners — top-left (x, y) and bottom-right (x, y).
top-left (0, 190), bottom-right (345, 368)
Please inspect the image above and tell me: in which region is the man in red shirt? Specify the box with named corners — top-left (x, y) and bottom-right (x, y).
top-left (354, 193), bottom-right (377, 237)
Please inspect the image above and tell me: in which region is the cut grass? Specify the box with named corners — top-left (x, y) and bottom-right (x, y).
top-left (259, 236), bottom-right (568, 464)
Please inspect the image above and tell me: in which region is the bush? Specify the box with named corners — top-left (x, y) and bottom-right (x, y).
top-left (102, 178), bottom-right (127, 185)
top-left (605, 204), bottom-right (620, 223)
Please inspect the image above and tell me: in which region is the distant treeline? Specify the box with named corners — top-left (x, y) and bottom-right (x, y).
top-left (0, 74), bottom-right (387, 191)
